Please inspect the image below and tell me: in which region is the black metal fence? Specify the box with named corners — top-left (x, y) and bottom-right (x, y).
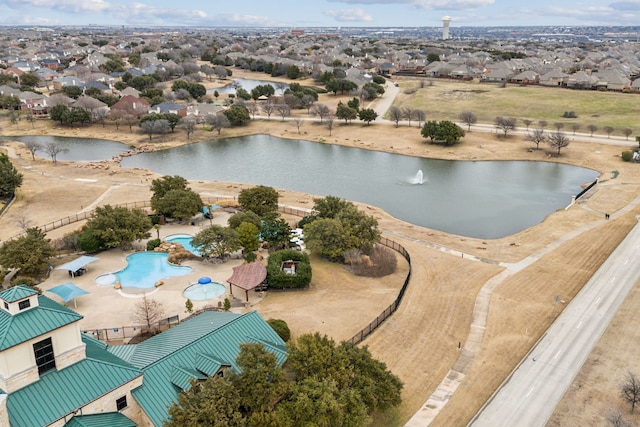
top-left (575, 178), bottom-right (598, 201)
top-left (279, 205), bottom-right (414, 345)
top-left (347, 237), bottom-right (412, 345)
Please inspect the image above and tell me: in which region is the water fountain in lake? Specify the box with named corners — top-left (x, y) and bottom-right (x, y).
top-left (410, 170), bottom-right (425, 185)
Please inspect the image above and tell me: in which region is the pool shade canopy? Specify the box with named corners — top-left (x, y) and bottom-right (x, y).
top-left (55, 256), bottom-right (99, 274)
top-left (46, 282), bottom-right (89, 307)
top-left (198, 277), bottom-right (212, 285)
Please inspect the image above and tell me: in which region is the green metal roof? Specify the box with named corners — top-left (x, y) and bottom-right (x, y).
top-left (64, 412), bottom-right (137, 427)
top-left (109, 311), bottom-right (287, 427)
top-left (170, 366), bottom-right (205, 391)
top-left (7, 334), bottom-right (142, 427)
top-left (0, 286), bottom-right (38, 302)
top-left (0, 293), bottom-right (83, 351)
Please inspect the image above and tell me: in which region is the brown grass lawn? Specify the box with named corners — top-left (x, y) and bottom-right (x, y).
top-left (2, 71), bottom-right (640, 426)
top-left (391, 77), bottom-right (640, 133)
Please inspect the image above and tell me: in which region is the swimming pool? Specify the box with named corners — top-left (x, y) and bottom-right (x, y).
top-left (183, 282), bottom-right (226, 301)
top-left (96, 252), bottom-right (192, 289)
top-left (165, 234), bottom-right (200, 256)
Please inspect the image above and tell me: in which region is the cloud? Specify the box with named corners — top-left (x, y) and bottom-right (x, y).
top-left (324, 7), bottom-right (373, 22)
top-left (5, 0), bottom-right (111, 13)
top-left (609, 0), bottom-right (640, 10)
top-left (327, 0), bottom-right (494, 9)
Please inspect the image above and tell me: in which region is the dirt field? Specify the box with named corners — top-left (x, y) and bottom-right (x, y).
top-left (2, 77), bottom-right (640, 426)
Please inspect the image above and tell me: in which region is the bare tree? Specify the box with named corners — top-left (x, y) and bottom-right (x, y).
top-left (178, 117), bottom-right (197, 140)
top-left (291, 116), bottom-right (304, 134)
top-left (275, 103), bottom-right (291, 121)
top-left (459, 110), bottom-right (477, 131)
top-left (44, 141), bottom-right (68, 165)
top-left (622, 128), bottom-right (633, 140)
top-left (522, 119), bottom-right (533, 130)
top-left (261, 103), bottom-right (276, 119)
top-left (300, 94), bottom-right (316, 113)
top-left (389, 106), bottom-right (402, 128)
top-left (571, 123), bottom-right (581, 135)
top-left (206, 113), bottom-right (231, 135)
top-left (495, 116), bottom-right (517, 138)
top-left (587, 124), bottom-right (598, 136)
top-left (622, 371), bottom-right (640, 413)
top-left (414, 109), bottom-right (426, 128)
top-left (310, 103), bottom-right (330, 123)
top-left (525, 128), bottom-right (546, 150)
top-left (605, 408), bottom-right (632, 427)
top-left (538, 120), bottom-right (548, 130)
top-left (131, 296), bottom-right (165, 334)
top-left (402, 107), bottom-right (415, 126)
top-left (246, 102), bottom-right (260, 119)
top-left (24, 140), bottom-right (42, 161)
top-left (24, 111), bottom-right (36, 129)
top-left (153, 119), bottom-right (171, 141)
top-left (10, 213), bottom-right (34, 232)
top-left (548, 131), bottom-right (570, 155)
top-left (326, 113), bottom-right (334, 136)
top-left (604, 126), bottom-right (615, 139)
top-left (9, 110), bottom-right (20, 129)
top-left (553, 122), bottom-right (565, 131)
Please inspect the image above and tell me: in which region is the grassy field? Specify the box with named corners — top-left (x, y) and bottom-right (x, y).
top-left (391, 78), bottom-right (640, 136)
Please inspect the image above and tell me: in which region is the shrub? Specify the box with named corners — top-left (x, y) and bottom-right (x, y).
top-left (297, 215), bottom-right (316, 228)
top-left (622, 150), bottom-right (634, 162)
top-left (223, 298), bottom-right (231, 311)
top-left (266, 249), bottom-right (312, 289)
top-left (146, 238), bottom-right (161, 250)
top-left (244, 251), bottom-right (257, 262)
top-left (562, 111), bottom-right (577, 118)
top-left (267, 318), bottom-right (291, 342)
top-left (347, 245), bottom-right (398, 277)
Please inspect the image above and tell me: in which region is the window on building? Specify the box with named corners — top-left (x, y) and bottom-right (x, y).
top-left (33, 337), bottom-right (56, 375)
top-left (3, 302), bottom-right (8, 310)
top-left (116, 395), bottom-right (127, 411)
top-left (18, 299), bottom-right (31, 310)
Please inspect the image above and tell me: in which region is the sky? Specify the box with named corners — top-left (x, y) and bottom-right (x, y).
top-left (0, 0), bottom-right (638, 28)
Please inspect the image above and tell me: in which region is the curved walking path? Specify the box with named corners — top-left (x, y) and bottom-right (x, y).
top-left (404, 187), bottom-right (640, 426)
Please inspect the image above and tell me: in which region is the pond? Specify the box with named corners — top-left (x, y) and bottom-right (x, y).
top-left (7, 134), bottom-right (598, 239)
top-left (207, 78), bottom-right (289, 95)
top-left (119, 135), bottom-right (599, 239)
top-left (4, 135), bottom-right (132, 162)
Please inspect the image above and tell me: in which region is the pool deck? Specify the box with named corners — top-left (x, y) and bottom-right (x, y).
top-left (39, 219), bottom-right (266, 331)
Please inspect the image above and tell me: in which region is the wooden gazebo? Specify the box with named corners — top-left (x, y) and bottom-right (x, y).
top-left (226, 261), bottom-right (267, 302)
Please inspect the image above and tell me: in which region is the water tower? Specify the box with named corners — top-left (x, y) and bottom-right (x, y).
top-left (442, 16), bottom-right (451, 40)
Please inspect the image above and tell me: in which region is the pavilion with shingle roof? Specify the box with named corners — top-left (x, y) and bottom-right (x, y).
top-left (226, 261), bottom-right (267, 302)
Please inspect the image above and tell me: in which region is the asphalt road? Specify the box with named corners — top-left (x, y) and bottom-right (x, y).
top-left (470, 218), bottom-right (640, 427)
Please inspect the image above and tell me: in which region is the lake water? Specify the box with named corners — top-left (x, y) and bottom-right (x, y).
top-left (5, 135), bottom-right (132, 162)
top-left (115, 134), bottom-right (599, 239)
top-left (4, 133), bottom-right (599, 238)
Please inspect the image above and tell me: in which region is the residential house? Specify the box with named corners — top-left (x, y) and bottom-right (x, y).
top-left (149, 102), bottom-right (188, 117)
top-left (539, 70), bottom-right (569, 87)
top-left (71, 95), bottom-right (109, 120)
top-left (52, 76), bottom-right (85, 91)
top-left (18, 91), bottom-right (48, 114)
top-left (510, 70), bottom-right (540, 85)
top-left (111, 95), bottom-right (150, 118)
top-left (187, 103), bottom-right (224, 123)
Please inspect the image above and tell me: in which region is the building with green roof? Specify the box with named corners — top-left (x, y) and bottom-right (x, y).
top-left (0, 286), bottom-right (287, 426)
top-left (108, 310), bottom-right (287, 426)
